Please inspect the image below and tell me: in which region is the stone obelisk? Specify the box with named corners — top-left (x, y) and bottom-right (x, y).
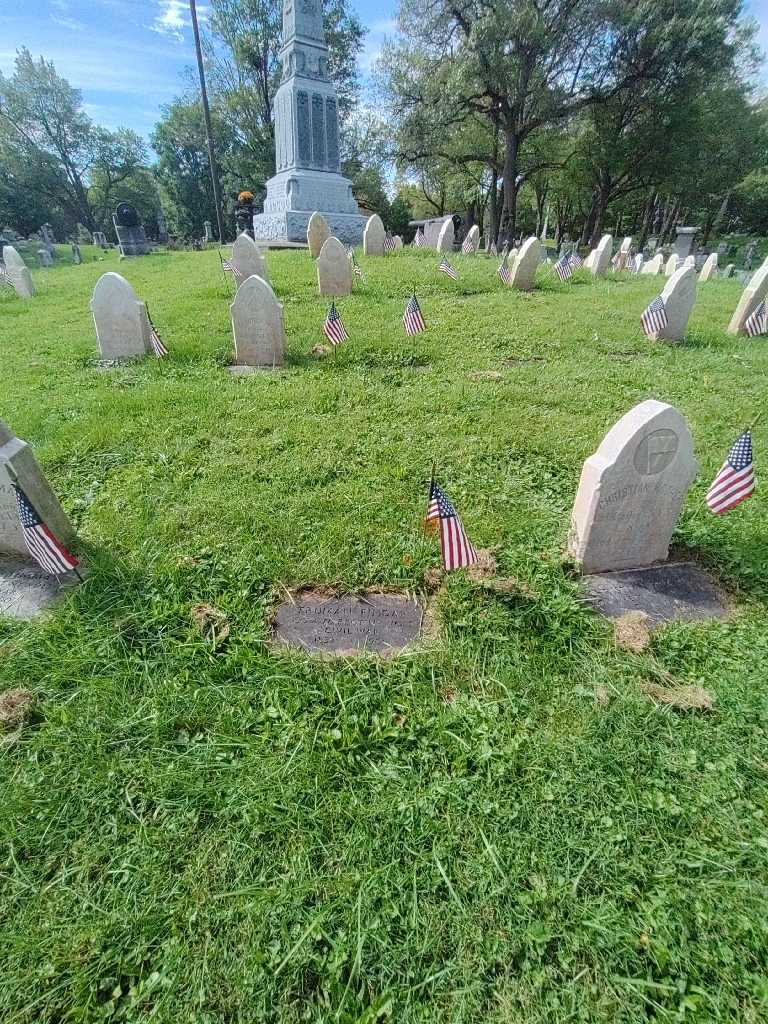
top-left (252, 0), bottom-right (368, 245)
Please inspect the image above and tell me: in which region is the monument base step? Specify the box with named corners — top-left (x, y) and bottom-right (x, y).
top-left (252, 211), bottom-right (368, 246)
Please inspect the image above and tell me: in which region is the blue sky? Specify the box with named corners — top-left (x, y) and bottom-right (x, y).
top-left (0, 0), bottom-right (765, 146)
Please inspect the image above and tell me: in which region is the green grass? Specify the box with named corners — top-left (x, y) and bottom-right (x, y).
top-left (2, 247), bottom-right (768, 1023)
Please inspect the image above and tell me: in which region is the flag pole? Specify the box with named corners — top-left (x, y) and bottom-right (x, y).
top-left (424, 461), bottom-right (436, 535)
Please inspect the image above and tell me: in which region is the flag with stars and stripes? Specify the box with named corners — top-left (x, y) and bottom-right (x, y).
top-left (745, 301), bottom-right (767, 338)
top-left (14, 484), bottom-right (79, 576)
top-left (461, 234), bottom-right (476, 254)
top-left (706, 430), bottom-right (755, 514)
top-left (403, 294), bottom-right (426, 335)
top-left (554, 251), bottom-right (576, 282)
top-left (146, 307), bottom-right (168, 358)
top-left (438, 256), bottom-right (459, 280)
top-left (425, 481), bottom-right (478, 571)
top-left (384, 235), bottom-right (396, 253)
top-left (347, 247), bottom-right (365, 281)
top-left (641, 295), bottom-right (668, 336)
top-left (569, 251), bottom-right (584, 269)
top-left (219, 252), bottom-right (244, 285)
top-left (497, 255), bottom-right (511, 285)
top-left (0, 264), bottom-right (9, 287)
top-left (413, 230), bottom-right (425, 248)
top-left (323, 301), bottom-right (349, 345)
top-left (489, 241), bottom-right (498, 257)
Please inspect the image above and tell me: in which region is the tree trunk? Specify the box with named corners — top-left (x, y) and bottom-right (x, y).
top-left (580, 193), bottom-right (599, 246)
top-left (637, 191), bottom-right (656, 249)
top-left (500, 128), bottom-right (519, 245)
top-left (488, 167), bottom-right (499, 248)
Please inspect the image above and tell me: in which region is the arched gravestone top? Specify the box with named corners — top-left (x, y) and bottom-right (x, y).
top-left (620, 236), bottom-right (633, 252)
top-left (588, 234), bottom-right (613, 276)
top-left (363, 214), bottom-right (385, 256)
top-left (647, 265), bottom-right (697, 343)
top-left (641, 253), bottom-right (664, 275)
top-left (90, 272), bottom-right (151, 360)
top-left (436, 218), bottom-right (455, 253)
top-left (568, 399), bottom-right (698, 574)
top-left (2, 244), bottom-right (35, 298)
top-left (464, 225), bottom-right (480, 252)
top-left (699, 252), bottom-right (718, 282)
top-left (317, 235), bottom-right (352, 296)
top-left (665, 253), bottom-right (681, 276)
top-left (2, 245), bottom-right (27, 271)
top-left (230, 274), bottom-right (285, 367)
top-left (232, 233), bottom-right (269, 283)
top-left (307, 212), bottom-right (331, 258)
top-left (728, 263), bottom-right (768, 335)
top-left (509, 236), bottom-right (541, 291)
top-left (114, 202), bottom-right (140, 227)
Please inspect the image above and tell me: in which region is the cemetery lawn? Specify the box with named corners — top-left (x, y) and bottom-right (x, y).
top-left (4, 246), bottom-right (768, 1024)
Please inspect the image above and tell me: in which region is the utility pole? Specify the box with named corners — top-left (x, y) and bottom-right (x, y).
top-left (189, 0), bottom-right (226, 244)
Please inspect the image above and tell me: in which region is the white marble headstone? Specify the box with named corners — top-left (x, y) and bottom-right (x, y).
top-left (232, 234), bottom-right (269, 283)
top-left (307, 212), bottom-right (331, 258)
top-left (698, 253), bottom-right (718, 282)
top-left (665, 254), bottom-right (681, 276)
top-left (363, 214), bottom-right (385, 257)
top-left (90, 272), bottom-right (151, 360)
top-left (464, 225), bottom-right (480, 253)
top-left (568, 400), bottom-right (698, 574)
top-left (641, 254), bottom-right (664, 275)
top-left (646, 266), bottom-right (697, 343)
top-left (230, 275), bottom-right (285, 367)
top-left (509, 236), bottom-right (541, 291)
top-left (590, 234), bottom-right (614, 276)
top-left (436, 219), bottom-right (454, 253)
top-left (317, 236), bottom-right (353, 296)
top-left (0, 419), bottom-right (76, 560)
top-left (728, 263), bottom-right (768, 335)
top-left (2, 245), bottom-right (35, 299)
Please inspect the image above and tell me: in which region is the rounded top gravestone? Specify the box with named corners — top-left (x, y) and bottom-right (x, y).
top-left (307, 212), bottom-right (331, 258)
top-left (699, 252), bottom-right (718, 282)
top-left (727, 263), bottom-right (768, 335)
top-left (436, 218), bottom-right (455, 253)
top-left (114, 202), bottom-right (140, 227)
top-left (230, 274), bottom-right (285, 368)
top-left (647, 265), bottom-right (697, 344)
top-left (232, 233), bottom-right (269, 283)
top-left (90, 272), bottom-right (151, 360)
top-left (509, 236), bottom-right (541, 291)
top-left (317, 236), bottom-right (352, 296)
top-left (363, 214), bottom-right (385, 257)
top-left (568, 399), bottom-right (698, 574)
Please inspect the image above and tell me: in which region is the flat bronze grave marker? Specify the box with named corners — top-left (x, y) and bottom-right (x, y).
top-left (582, 562), bottom-right (730, 627)
top-left (273, 591), bottom-right (425, 657)
top-left (0, 558), bottom-right (79, 620)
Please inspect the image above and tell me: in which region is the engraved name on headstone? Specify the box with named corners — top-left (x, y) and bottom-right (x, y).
top-left (274, 592), bottom-right (425, 655)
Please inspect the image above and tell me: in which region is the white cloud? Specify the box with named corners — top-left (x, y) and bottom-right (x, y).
top-left (151, 0), bottom-right (210, 41)
top-left (359, 18), bottom-right (398, 71)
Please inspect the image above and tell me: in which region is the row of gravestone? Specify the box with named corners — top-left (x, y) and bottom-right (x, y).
top-left (0, 397), bottom-right (721, 629)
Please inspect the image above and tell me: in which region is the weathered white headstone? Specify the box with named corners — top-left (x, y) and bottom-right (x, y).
top-left (509, 236), bottom-right (541, 291)
top-left (665, 254), bottom-right (681, 276)
top-left (723, 264), bottom-right (735, 278)
top-left (645, 266), bottom-right (697, 343)
top-left (362, 214), bottom-right (385, 257)
top-left (0, 419), bottom-right (76, 561)
top-left (683, 255), bottom-right (696, 269)
top-left (436, 218), bottom-right (455, 253)
top-left (620, 236), bottom-right (633, 253)
top-left (90, 272), bottom-right (151, 360)
top-left (317, 236), bottom-right (352, 296)
top-left (307, 212), bottom-right (331, 258)
top-left (464, 225), bottom-right (480, 253)
top-left (230, 275), bottom-right (285, 368)
top-left (393, 235), bottom-right (404, 250)
top-left (2, 245), bottom-right (35, 298)
top-left (588, 234), bottom-right (613, 276)
top-left (232, 233), bottom-right (269, 283)
top-left (568, 400), bottom-right (698, 574)
top-left (633, 254), bottom-right (644, 274)
top-left (728, 263), bottom-right (768, 335)
top-left (698, 252), bottom-right (718, 282)
top-left (641, 253), bottom-right (664, 275)
top-left (38, 248), bottom-right (53, 268)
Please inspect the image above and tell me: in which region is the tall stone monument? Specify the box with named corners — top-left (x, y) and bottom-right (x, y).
top-left (251, 0), bottom-right (368, 245)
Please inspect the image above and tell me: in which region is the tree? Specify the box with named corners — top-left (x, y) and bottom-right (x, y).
top-left (382, 0), bottom-right (750, 243)
top-left (0, 49), bottom-right (147, 233)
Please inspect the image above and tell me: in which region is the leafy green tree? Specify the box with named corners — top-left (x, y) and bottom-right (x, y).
top-left (0, 49), bottom-right (146, 233)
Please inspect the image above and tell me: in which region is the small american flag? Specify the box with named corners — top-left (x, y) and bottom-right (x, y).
top-left (323, 301), bottom-right (349, 345)
top-left (347, 247), bottom-right (365, 280)
top-left (413, 230), bottom-right (425, 248)
top-left (0, 264), bottom-right (8, 286)
top-left (570, 251), bottom-right (584, 269)
top-left (220, 252), bottom-right (244, 284)
top-left (461, 234), bottom-right (476, 254)
top-left (745, 301), bottom-right (767, 338)
top-left (497, 256), bottom-right (511, 285)
top-left (403, 294), bottom-right (426, 335)
top-left (554, 252), bottom-right (575, 282)
top-left (384, 235), bottom-right (396, 253)
top-left (489, 241), bottom-right (498, 256)
top-left (706, 430), bottom-right (755, 514)
top-left (425, 482), bottom-right (478, 571)
top-left (146, 307), bottom-right (168, 358)
top-left (641, 295), bottom-right (668, 336)
top-left (438, 256), bottom-right (459, 280)
top-left (14, 483), bottom-right (79, 576)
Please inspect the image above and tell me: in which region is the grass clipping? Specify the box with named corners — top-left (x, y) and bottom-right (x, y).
top-left (641, 681), bottom-right (714, 711)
